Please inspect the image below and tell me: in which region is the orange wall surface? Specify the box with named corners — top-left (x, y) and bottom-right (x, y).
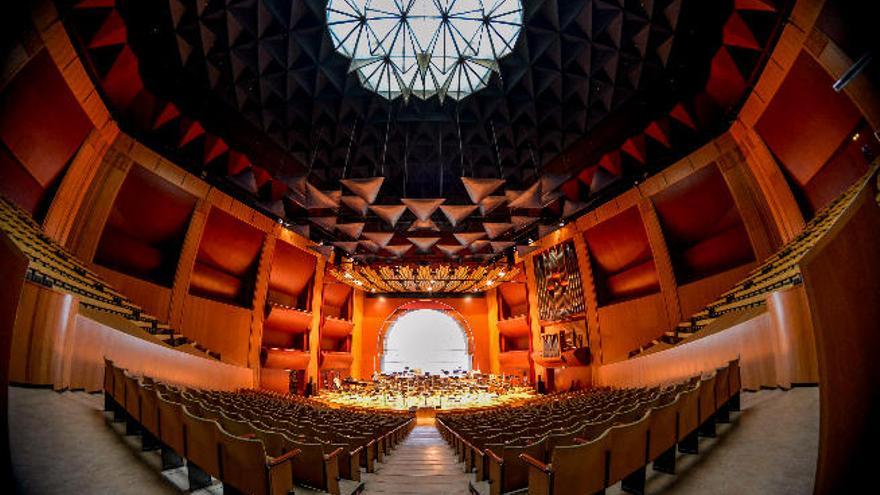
top-left (359, 296), bottom-right (491, 378)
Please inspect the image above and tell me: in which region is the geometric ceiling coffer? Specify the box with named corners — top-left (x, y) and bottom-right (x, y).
top-left (370, 204), bottom-right (408, 227)
top-left (461, 177), bottom-right (506, 203)
top-left (327, 0), bottom-right (523, 101)
top-left (401, 198), bottom-right (445, 221)
top-left (439, 204), bottom-right (479, 227)
top-left (340, 177), bottom-right (385, 204)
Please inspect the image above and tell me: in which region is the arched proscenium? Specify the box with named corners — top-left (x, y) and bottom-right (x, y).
top-left (376, 300), bottom-right (475, 374)
top-left (327, 0), bottom-right (523, 101)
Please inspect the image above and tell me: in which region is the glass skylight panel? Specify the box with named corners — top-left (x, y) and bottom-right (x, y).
top-left (327, 0), bottom-right (523, 101)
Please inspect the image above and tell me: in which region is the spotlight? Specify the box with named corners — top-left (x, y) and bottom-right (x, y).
top-left (558, 220), bottom-right (565, 227)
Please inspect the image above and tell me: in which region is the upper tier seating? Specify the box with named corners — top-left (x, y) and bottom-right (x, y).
top-left (103, 359), bottom-right (414, 494)
top-left (631, 165), bottom-right (877, 357)
top-left (438, 360), bottom-right (741, 495)
top-left (0, 194), bottom-right (219, 359)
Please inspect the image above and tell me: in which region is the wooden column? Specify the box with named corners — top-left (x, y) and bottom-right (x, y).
top-left (717, 143), bottom-right (778, 260)
top-left (248, 232), bottom-right (277, 383)
top-left (63, 145), bottom-right (132, 263)
top-left (571, 233), bottom-right (602, 366)
top-left (42, 129), bottom-right (116, 245)
top-left (636, 196), bottom-right (680, 330)
top-left (730, 121), bottom-right (806, 243)
top-left (350, 289), bottom-right (365, 379)
top-left (486, 288), bottom-right (500, 374)
top-left (308, 257), bottom-right (326, 389)
top-left (168, 199), bottom-right (210, 328)
top-left (523, 253), bottom-right (542, 384)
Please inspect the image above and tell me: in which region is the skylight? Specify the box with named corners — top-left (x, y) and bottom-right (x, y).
top-left (327, 0), bottom-right (523, 101)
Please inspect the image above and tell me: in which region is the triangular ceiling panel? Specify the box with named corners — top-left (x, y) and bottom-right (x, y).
top-left (408, 219), bottom-right (440, 231)
top-left (439, 205), bottom-right (479, 227)
top-left (461, 177), bottom-right (505, 203)
top-left (490, 241), bottom-right (515, 252)
top-left (370, 204), bottom-right (408, 227)
top-left (479, 195), bottom-right (507, 215)
top-left (384, 244), bottom-right (413, 257)
top-left (359, 240), bottom-right (381, 253)
top-left (332, 241), bottom-right (359, 254)
top-left (340, 195), bottom-right (369, 215)
top-left (484, 222), bottom-right (513, 239)
top-left (508, 182), bottom-right (542, 209)
top-left (437, 244), bottom-right (466, 257)
top-left (340, 177), bottom-right (384, 203)
top-left (336, 222), bottom-right (365, 239)
top-left (454, 232), bottom-right (487, 246)
top-left (562, 200), bottom-right (588, 217)
top-left (310, 216), bottom-right (337, 232)
top-left (511, 216), bottom-right (538, 230)
top-left (470, 240), bottom-right (490, 253)
top-left (305, 183), bottom-right (339, 209)
top-left (361, 232), bottom-right (394, 247)
top-left (401, 198), bottom-right (445, 221)
top-left (407, 237), bottom-right (440, 252)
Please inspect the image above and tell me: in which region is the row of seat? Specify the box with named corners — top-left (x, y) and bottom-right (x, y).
top-left (631, 164), bottom-right (876, 357)
top-left (0, 194), bottom-right (219, 359)
top-left (438, 360), bottom-right (741, 495)
top-left (103, 359), bottom-right (413, 494)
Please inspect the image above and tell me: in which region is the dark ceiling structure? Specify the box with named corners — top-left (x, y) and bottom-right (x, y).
top-left (60, 0), bottom-right (788, 262)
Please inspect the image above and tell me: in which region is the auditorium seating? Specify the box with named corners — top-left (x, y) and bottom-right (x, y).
top-left (0, 194), bottom-right (219, 360)
top-left (630, 166), bottom-right (876, 358)
top-left (438, 360), bottom-right (740, 494)
top-left (103, 359), bottom-right (414, 494)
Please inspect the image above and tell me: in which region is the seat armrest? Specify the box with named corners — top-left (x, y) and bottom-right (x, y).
top-left (519, 453), bottom-right (552, 474)
top-left (486, 448), bottom-right (503, 465)
top-left (241, 433), bottom-right (257, 440)
top-left (324, 447), bottom-right (345, 461)
top-left (268, 448), bottom-right (301, 467)
top-left (573, 437), bottom-right (588, 444)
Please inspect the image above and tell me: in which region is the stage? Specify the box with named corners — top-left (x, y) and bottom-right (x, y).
top-left (313, 373), bottom-right (536, 411)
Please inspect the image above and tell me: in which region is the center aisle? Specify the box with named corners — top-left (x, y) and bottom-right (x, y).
top-left (362, 424), bottom-right (474, 495)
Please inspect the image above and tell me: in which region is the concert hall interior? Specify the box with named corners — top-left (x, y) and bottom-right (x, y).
top-left (1, 0), bottom-right (878, 494)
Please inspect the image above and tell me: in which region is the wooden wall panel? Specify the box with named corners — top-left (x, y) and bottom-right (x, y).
top-left (179, 294), bottom-right (253, 366)
top-left (595, 309), bottom-right (778, 391)
top-left (9, 283), bottom-right (77, 386)
top-left (677, 263), bottom-right (755, 318)
top-left (767, 285), bottom-right (819, 386)
top-left (597, 293), bottom-right (670, 364)
top-left (91, 265), bottom-right (173, 322)
top-left (799, 180), bottom-right (880, 494)
top-left (0, 233), bottom-right (28, 479)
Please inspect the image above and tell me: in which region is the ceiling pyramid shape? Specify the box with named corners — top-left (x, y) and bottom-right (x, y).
top-left (437, 244), bottom-right (466, 257)
top-left (470, 240), bottom-right (490, 253)
top-left (408, 219), bottom-right (440, 231)
top-left (306, 183), bottom-right (340, 209)
top-left (359, 240), bottom-right (381, 253)
top-left (511, 216), bottom-right (538, 230)
top-left (563, 200), bottom-right (589, 217)
top-left (401, 198), bottom-right (445, 221)
top-left (491, 241), bottom-right (515, 253)
top-left (311, 216), bottom-right (337, 232)
top-left (454, 232), bottom-right (487, 246)
top-left (479, 196), bottom-right (508, 216)
top-left (508, 181), bottom-right (542, 209)
top-left (407, 237), bottom-right (441, 252)
top-left (340, 177), bottom-right (384, 203)
top-left (384, 244), bottom-right (413, 257)
top-left (362, 232), bottom-right (394, 248)
top-left (336, 222), bottom-right (365, 239)
top-left (439, 205), bottom-right (479, 227)
top-left (484, 223), bottom-right (513, 239)
top-left (370, 204), bottom-right (408, 227)
top-left (461, 177), bottom-right (506, 204)
top-left (333, 241), bottom-right (359, 254)
top-left (340, 195), bottom-right (369, 216)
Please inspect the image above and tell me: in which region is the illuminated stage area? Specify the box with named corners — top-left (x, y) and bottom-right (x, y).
top-left (315, 373), bottom-right (535, 411)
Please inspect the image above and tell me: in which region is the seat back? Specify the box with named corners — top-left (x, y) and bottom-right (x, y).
top-left (112, 366), bottom-right (127, 406)
top-left (124, 374), bottom-right (141, 421)
top-left (714, 365), bottom-right (730, 407)
top-left (677, 383), bottom-right (700, 440)
top-left (502, 437), bottom-right (547, 493)
top-left (549, 430), bottom-right (609, 495)
top-left (157, 395), bottom-right (186, 453)
top-left (729, 359), bottom-right (741, 394)
top-left (139, 385), bottom-right (160, 436)
top-left (607, 411), bottom-right (650, 485)
top-left (698, 373), bottom-right (717, 422)
top-left (288, 439), bottom-right (328, 490)
top-left (218, 411), bottom-right (252, 438)
top-left (217, 426), bottom-right (270, 495)
top-left (182, 406), bottom-right (222, 478)
top-left (647, 395), bottom-right (679, 460)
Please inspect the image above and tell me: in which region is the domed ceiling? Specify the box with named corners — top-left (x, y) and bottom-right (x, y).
top-left (60, 0), bottom-right (787, 262)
